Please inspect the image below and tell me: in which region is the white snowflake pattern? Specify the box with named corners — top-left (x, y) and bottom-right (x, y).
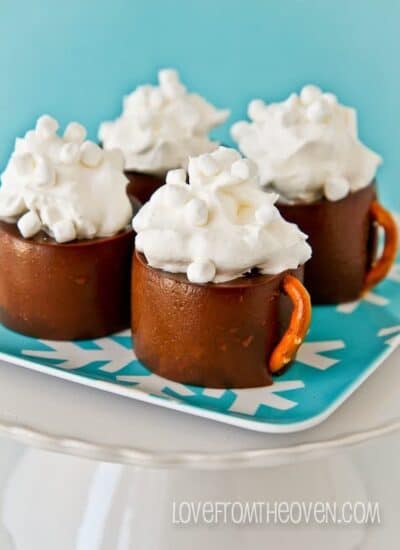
top-left (336, 291), bottom-right (389, 314)
top-left (22, 333), bottom-right (135, 373)
top-left (378, 325), bottom-right (400, 347)
top-left (296, 340), bottom-right (345, 370)
top-left (228, 381), bottom-right (305, 414)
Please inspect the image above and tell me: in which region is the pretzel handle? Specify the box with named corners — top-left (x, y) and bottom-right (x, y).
top-left (364, 201), bottom-right (398, 292)
top-left (269, 275), bottom-right (311, 374)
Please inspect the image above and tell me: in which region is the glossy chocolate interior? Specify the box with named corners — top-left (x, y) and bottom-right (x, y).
top-left (0, 221), bottom-right (134, 340)
top-left (125, 171), bottom-right (165, 205)
top-left (278, 183), bottom-right (377, 304)
top-left (132, 251), bottom-right (303, 388)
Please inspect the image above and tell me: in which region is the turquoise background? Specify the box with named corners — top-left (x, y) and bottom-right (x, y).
top-left (0, 0), bottom-right (399, 203)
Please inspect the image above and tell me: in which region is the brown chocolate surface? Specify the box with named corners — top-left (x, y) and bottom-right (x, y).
top-left (132, 251), bottom-right (304, 388)
top-left (0, 222), bottom-right (134, 340)
top-left (278, 184), bottom-right (377, 304)
top-left (125, 171), bottom-right (165, 204)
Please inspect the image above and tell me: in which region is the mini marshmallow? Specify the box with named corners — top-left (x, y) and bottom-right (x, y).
top-left (36, 115), bottom-right (59, 139)
top-left (34, 156), bottom-right (54, 186)
top-left (324, 177), bottom-right (350, 201)
top-left (17, 211), bottom-right (41, 238)
top-left (285, 93), bottom-right (298, 110)
top-left (300, 85), bottom-right (322, 105)
top-left (230, 121), bottom-right (250, 141)
top-left (159, 69), bottom-right (186, 98)
top-left (52, 219), bottom-right (77, 243)
top-left (231, 159), bottom-right (250, 180)
top-left (323, 92), bottom-right (338, 105)
top-left (255, 205), bottom-right (276, 226)
top-left (248, 99), bottom-right (266, 122)
top-left (149, 88), bottom-right (164, 110)
top-left (185, 198), bottom-right (208, 227)
top-left (60, 143), bottom-right (80, 164)
top-left (166, 168), bottom-right (187, 185)
top-left (164, 183), bottom-right (191, 205)
top-left (13, 153), bottom-right (34, 176)
top-left (64, 122), bottom-right (87, 144)
top-left (80, 142), bottom-right (103, 167)
top-left (75, 217), bottom-right (97, 238)
top-left (306, 100), bottom-right (330, 123)
top-left (198, 154), bottom-right (219, 177)
top-left (187, 259), bottom-right (216, 284)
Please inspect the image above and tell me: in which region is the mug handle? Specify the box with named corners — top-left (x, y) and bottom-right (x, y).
top-left (364, 201), bottom-right (398, 292)
top-left (269, 275), bottom-right (312, 374)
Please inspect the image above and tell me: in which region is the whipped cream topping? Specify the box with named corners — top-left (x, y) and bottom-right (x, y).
top-left (99, 69), bottom-right (229, 175)
top-left (231, 85), bottom-right (382, 203)
top-left (0, 115), bottom-right (132, 242)
top-left (133, 147), bottom-right (311, 284)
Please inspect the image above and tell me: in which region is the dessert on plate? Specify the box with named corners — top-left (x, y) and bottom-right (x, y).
top-left (99, 68), bottom-right (229, 204)
top-left (232, 85), bottom-right (398, 303)
top-left (132, 147), bottom-right (312, 388)
top-left (0, 115), bottom-right (134, 340)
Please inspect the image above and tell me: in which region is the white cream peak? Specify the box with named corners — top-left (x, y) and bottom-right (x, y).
top-left (0, 115), bottom-right (132, 242)
top-left (99, 69), bottom-right (230, 174)
top-left (231, 85), bottom-right (382, 203)
top-left (133, 147), bottom-right (311, 284)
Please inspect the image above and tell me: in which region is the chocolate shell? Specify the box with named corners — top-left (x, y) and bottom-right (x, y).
top-left (125, 171), bottom-right (165, 205)
top-left (0, 222), bottom-right (134, 340)
top-left (132, 251), bottom-right (304, 388)
top-left (278, 184), bottom-right (377, 304)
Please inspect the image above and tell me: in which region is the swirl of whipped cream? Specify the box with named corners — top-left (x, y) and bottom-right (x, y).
top-left (133, 147), bottom-right (311, 284)
top-left (0, 115), bottom-right (132, 242)
top-left (231, 85), bottom-right (382, 203)
top-left (99, 69), bottom-right (230, 175)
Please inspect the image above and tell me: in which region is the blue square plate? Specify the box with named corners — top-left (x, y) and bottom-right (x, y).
top-left (0, 257), bottom-right (399, 433)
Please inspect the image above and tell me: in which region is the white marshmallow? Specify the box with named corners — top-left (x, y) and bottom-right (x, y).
top-left (230, 121), bottom-right (250, 141)
top-left (248, 99), bottom-right (266, 121)
top-left (149, 88), bottom-right (164, 110)
top-left (36, 115), bottom-right (59, 139)
top-left (17, 211), bottom-right (41, 238)
top-left (231, 159), bottom-right (250, 180)
top-left (60, 143), bottom-right (80, 164)
top-left (306, 100), bottom-right (330, 123)
top-left (80, 142), bottom-right (103, 167)
top-left (166, 168), bottom-right (186, 185)
top-left (75, 217), bottom-right (97, 238)
top-left (185, 198), bottom-right (208, 226)
top-left (285, 93), bottom-right (298, 110)
top-left (255, 205), bottom-right (276, 225)
top-left (52, 219), bottom-right (76, 243)
top-left (300, 85), bottom-right (322, 105)
top-left (34, 156), bottom-right (54, 186)
top-left (64, 122), bottom-right (87, 144)
top-left (187, 259), bottom-right (216, 284)
top-left (324, 177), bottom-right (350, 201)
top-left (198, 154), bottom-right (219, 176)
top-left (13, 153), bottom-right (34, 176)
top-left (164, 183), bottom-right (191, 205)
top-left (323, 92), bottom-right (338, 105)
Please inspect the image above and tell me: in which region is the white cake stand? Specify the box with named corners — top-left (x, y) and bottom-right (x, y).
top-left (0, 347), bottom-right (398, 549)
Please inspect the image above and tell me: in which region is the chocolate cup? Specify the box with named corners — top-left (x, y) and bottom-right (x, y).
top-left (0, 222), bottom-right (134, 340)
top-left (125, 171), bottom-right (165, 205)
top-left (132, 251), bottom-right (304, 388)
top-left (277, 184), bottom-right (377, 304)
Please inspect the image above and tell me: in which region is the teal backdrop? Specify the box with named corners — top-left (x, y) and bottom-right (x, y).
top-left (0, 0), bottom-right (398, 203)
